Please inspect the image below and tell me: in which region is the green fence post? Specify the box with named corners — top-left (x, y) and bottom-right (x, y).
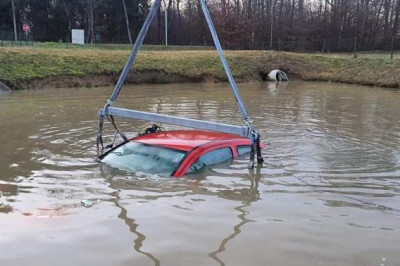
top-left (298, 38), bottom-right (301, 52)
top-left (353, 37), bottom-right (357, 58)
top-left (391, 36), bottom-right (394, 61)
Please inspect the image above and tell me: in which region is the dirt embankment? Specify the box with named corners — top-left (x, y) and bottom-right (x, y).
top-left (1, 48), bottom-right (399, 90)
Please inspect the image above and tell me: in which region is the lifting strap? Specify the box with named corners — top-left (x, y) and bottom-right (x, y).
top-left (96, 104), bottom-right (128, 156)
top-left (248, 132), bottom-right (264, 169)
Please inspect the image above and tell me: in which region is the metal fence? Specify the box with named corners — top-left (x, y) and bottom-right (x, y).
top-left (0, 30), bottom-right (398, 60)
top-left (0, 31), bottom-right (33, 47)
top-left (269, 37), bottom-right (398, 54)
top-left (224, 36), bottom-right (399, 58)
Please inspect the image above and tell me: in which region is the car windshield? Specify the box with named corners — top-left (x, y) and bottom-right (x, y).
top-left (101, 141), bottom-right (187, 175)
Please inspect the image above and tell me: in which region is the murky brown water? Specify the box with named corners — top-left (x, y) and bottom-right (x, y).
top-left (0, 81), bottom-right (399, 266)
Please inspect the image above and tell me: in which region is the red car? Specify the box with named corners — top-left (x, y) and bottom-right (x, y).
top-left (100, 130), bottom-right (258, 178)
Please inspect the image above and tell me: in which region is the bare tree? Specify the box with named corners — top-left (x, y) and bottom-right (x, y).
top-left (393, 0), bottom-right (400, 38)
top-left (87, 0), bottom-right (94, 44)
top-left (383, 0), bottom-right (391, 38)
top-left (5, 0), bottom-right (400, 49)
top-left (61, 0), bottom-right (72, 35)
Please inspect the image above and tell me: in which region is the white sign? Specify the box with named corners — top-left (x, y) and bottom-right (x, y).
top-left (71, 29), bottom-right (84, 45)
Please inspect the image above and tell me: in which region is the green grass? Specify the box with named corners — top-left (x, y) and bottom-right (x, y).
top-left (0, 47), bottom-right (399, 90)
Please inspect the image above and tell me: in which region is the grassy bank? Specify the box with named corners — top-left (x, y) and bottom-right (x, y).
top-left (0, 47), bottom-right (399, 90)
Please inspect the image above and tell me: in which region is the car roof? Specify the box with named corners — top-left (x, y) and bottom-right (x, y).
top-left (132, 130), bottom-right (248, 151)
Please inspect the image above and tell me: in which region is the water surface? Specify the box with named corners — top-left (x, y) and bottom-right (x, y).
top-left (0, 81), bottom-right (399, 266)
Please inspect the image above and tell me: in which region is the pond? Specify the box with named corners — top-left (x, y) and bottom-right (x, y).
top-left (0, 81), bottom-right (399, 266)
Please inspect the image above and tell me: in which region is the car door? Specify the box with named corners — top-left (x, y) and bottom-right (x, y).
top-left (173, 144), bottom-right (235, 177)
top-left (187, 146), bottom-right (234, 173)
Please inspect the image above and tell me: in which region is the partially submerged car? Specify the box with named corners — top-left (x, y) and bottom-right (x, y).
top-left (100, 130), bottom-right (258, 178)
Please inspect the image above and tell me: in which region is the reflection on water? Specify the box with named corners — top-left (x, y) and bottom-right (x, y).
top-left (0, 81), bottom-right (399, 265)
top-left (113, 192), bottom-right (161, 265)
top-left (209, 166), bottom-right (262, 266)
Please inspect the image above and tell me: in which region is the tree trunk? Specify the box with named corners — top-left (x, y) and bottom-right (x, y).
top-left (360, 0), bottom-right (370, 38)
top-left (157, 6), bottom-right (162, 43)
top-left (61, 0), bottom-right (72, 35)
top-left (221, 0), bottom-right (227, 16)
top-left (248, 0), bottom-right (252, 19)
top-left (88, 0), bottom-right (94, 44)
top-left (177, 0), bottom-right (182, 44)
top-left (383, 0), bottom-right (391, 38)
top-left (393, 0), bottom-right (400, 38)
top-left (298, 0), bottom-right (304, 21)
top-left (269, 0), bottom-right (274, 48)
top-left (290, 0), bottom-right (295, 36)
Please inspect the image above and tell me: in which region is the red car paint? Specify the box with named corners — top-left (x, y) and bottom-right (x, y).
top-left (132, 130), bottom-right (256, 178)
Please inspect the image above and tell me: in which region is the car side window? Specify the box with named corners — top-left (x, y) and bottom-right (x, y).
top-left (188, 147), bottom-right (233, 173)
top-left (237, 145), bottom-right (252, 156)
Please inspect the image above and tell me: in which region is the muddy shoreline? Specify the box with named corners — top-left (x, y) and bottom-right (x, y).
top-left (10, 71), bottom-right (400, 91)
